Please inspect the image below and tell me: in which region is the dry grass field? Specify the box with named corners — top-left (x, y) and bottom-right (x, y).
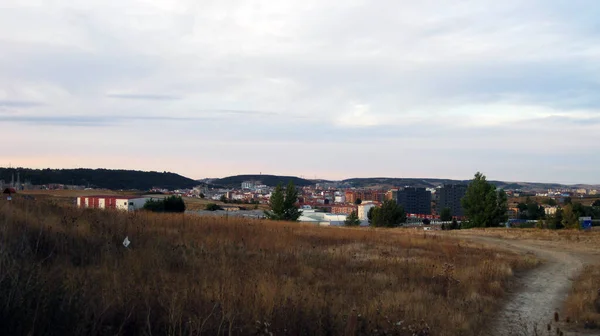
top-left (19, 189), bottom-right (268, 211)
top-left (451, 228), bottom-right (600, 332)
top-left (564, 265), bottom-right (600, 329)
top-left (451, 227), bottom-right (600, 251)
top-left (0, 197), bottom-right (540, 336)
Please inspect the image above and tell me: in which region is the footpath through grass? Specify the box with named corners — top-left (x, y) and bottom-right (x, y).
top-left (0, 198), bottom-right (538, 335)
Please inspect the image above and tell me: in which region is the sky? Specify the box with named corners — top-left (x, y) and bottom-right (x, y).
top-left (1, 0), bottom-right (600, 184)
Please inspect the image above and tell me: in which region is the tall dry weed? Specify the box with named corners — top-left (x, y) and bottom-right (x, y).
top-left (0, 197), bottom-right (537, 335)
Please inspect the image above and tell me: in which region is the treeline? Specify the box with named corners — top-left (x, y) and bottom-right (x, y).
top-left (0, 168), bottom-right (198, 190)
top-left (500, 195), bottom-right (600, 229)
top-left (213, 175), bottom-right (313, 187)
top-left (143, 196), bottom-right (186, 213)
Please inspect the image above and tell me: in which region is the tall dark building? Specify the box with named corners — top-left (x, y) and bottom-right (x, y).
top-left (437, 184), bottom-right (468, 217)
top-left (397, 187), bottom-right (431, 215)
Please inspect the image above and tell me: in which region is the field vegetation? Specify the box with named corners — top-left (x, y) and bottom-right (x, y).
top-left (453, 227), bottom-right (600, 250)
top-left (452, 228), bottom-right (600, 331)
top-left (0, 197), bottom-right (539, 336)
top-left (564, 265), bottom-right (600, 329)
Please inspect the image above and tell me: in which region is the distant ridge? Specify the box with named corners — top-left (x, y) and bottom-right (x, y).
top-left (0, 168), bottom-right (199, 190)
top-left (342, 177), bottom-right (600, 190)
top-left (212, 174), bottom-right (314, 187)
top-left (213, 175), bottom-right (600, 191)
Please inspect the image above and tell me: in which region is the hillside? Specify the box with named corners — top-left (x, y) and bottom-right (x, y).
top-left (342, 178), bottom-right (600, 191)
top-left (213, 174), bottom-right (314, 187)
top-left (342, 177), bottom-right (469, 188)
top-left (0, 168), bottom-right (199, 190)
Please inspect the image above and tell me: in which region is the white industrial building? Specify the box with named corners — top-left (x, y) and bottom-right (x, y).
top-left (76, 195), bottom-right (150, 211)
top-left (298, 209), bottom-right (347, 226)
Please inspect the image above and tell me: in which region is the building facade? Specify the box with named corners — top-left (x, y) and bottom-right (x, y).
top-left (345, 190), bottom-right (385, 204)
top-left (397, 187), bottom-right (432, 215)
top-left (77, 195), bottom-right (150, 211)
top-left (437, 184), bottom-right (468, 217)
top-left (357, 203), bottom-right (377, 221)
top-left (330, 205), bottom-right (358, 215)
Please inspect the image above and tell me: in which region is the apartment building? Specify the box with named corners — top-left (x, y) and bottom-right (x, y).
top-left (437, 184), bottom-right (468, 217)
top-left (397, 187), bottom-right (432, 215)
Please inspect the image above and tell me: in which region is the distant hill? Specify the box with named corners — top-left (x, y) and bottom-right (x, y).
top-left (341, 178), bottom-right (600, 191)
top-left (213, 174), bottom-right (314, 187)
top-left (0, 168), bottom-right (199, 190)
top-left (342, 178), bottom-right (470, 188)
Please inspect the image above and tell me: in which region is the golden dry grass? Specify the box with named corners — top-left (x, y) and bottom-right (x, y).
top-left (451, 227), bottom-right (600, 331)
top-left (564, 264), bottom-right (600, 329)
top-left (20, 190), bottom-right (268, 211)
top-left (452, 227), bottom-right (600, 251)
top-left (0, 197), bottom-right (539, 336)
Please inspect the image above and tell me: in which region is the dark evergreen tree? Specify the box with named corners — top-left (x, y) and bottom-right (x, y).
top-left (370, 200), bottom-right (406, 228)
top-left (344, 210), bottom-right (361, 226)
top-left (461, 172), bottom-right (508, 227)
top-left (265, 182), bottom-right (300, 221)
top-left (440, 207), bottom-right (452, 222)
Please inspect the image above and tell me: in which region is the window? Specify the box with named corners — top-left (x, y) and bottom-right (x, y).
top-left (129, 202), bottom-right (134, 206)
top-left (124, 201), bottom-right (127, 205)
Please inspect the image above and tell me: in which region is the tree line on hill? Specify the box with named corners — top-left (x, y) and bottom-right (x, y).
top-left (213, 175), bottom-right (314, 188)
top-left (0, 168), bottom-right (199, 190)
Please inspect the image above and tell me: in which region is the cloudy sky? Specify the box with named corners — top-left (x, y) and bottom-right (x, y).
top-left (1, 0), bottom-right (600, 184)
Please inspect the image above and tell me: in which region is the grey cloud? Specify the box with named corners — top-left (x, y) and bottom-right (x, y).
top-left (106, 93), bottom-right (182, 101)
top-left (0, 100), bottom-right (44, 108)
top-left (0, 114), bottom-right (218, 126)
top-left (207, 109), bottom-right (279, 116)
top-left (1, 43), bottom-right (161, 93)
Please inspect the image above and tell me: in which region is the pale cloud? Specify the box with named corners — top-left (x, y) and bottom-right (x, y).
top-left (1, 0), bottom-right (600, 183)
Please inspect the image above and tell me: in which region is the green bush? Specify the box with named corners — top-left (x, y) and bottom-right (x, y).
top-left (205, 203), bottom-right (222, 211)
top-left (143, 196), bottom-right (186, 213)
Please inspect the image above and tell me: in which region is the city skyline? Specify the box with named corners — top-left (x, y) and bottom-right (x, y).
top-left (2, 1), bottom-right (600, 184)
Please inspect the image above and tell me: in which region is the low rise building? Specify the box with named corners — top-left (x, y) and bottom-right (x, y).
top-left (330, 205), bottom-right (357, 215)
top-left (544, 206), bottom-right (558, 216)
top-left (358, 203), bottom-right (377, 221)
top-left (77, 195), bottom-right (150, 211)
top-left (298, 209), bottom-right (348, 226)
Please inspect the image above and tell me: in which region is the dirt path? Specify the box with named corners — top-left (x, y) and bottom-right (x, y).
top-left (457, 235), bottom-right (598, 336)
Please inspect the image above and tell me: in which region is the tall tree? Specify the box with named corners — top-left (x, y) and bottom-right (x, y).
top-left (561, 204), bottom-right (579, 229)
top-left (548, 209), bottom-right (564, 230)
top-left (461, 172), bottom-right (508, 227)
top-left (265, 184), bottom-right (285, 220)
top-left (367, 207), bottom-right (375, 225)
top-left (370, 200), bottom-right (406, 228)
top-left (440, 207), bottom-right (452, 222)
top-left (283, 181), bottom-right (301, 221)
top-left (344, 210), bottom-right (361, 226)
top-left (265, 182), bottom-right (300, 221)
